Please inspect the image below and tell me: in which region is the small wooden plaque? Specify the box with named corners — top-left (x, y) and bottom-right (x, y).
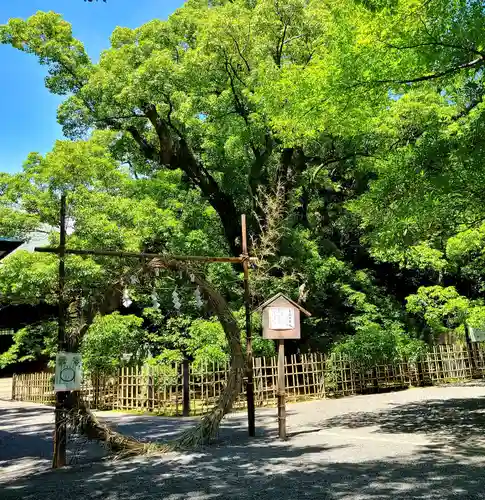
top-left (258, 294), bottom-right (310, 340)
top-left (255, 293), bottom-right (311, 441)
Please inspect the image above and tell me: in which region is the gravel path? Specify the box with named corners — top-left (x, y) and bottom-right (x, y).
top-left (1, 385), bottom-right (485, 499)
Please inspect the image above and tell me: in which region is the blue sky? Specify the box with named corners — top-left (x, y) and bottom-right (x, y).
top-left (0, 0), bottom-right (185, 174)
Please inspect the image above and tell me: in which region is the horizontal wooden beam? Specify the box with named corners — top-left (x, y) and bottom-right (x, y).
top-left (34, 246), bottom-right (257, 264)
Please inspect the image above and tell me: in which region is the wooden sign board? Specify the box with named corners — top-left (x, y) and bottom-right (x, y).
top-left (255, 293), bottom-right (311, 440)
top-left (55, 352), bottom-right (82, 392)
top-left (258, 293), bottom-right (310, 340)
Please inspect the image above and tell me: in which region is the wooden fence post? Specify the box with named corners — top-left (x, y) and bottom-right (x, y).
top-left (372, 367), bottom-right (378, 391)
top-left (253, 357), bottom-right (262, 406)
top-left (182, 358), bottom-right (190, 417)
top-left (417, 357), bottom-right (425, 386)
top-left (93, 372), bottom-right (99, 409)
top-left (146, 366), bottom-right (154, 411)
top-left (465, 325), bottom-right (477, 375)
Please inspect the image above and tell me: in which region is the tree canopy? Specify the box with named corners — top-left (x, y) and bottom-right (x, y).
top-left (2, 0), bottom-right (485, 374)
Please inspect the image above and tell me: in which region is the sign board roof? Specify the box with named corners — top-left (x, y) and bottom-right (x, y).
top-left (255, 292), bottom-right (311, 317)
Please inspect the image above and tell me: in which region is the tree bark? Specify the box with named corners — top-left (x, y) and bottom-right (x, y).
top-left (128, 107), bottom-right (243, 256)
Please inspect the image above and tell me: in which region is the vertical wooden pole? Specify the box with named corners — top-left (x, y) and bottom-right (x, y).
top-left (94, 371), bottom-right (99, 409)
top-left (182, 358), bottom-right (190, 416)
top-left (241, 214), bottom-right (255, 437)
top-left (277, 339), bottom-right (286, 440)
top-left (53, 193), bottom-right (67, 469)
top-left (417, 357), bottom-right (425, 386)
top-left (465, 324), bottom-right (476, 374)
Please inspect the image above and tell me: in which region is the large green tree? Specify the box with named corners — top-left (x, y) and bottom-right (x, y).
top-left (345, 1), bottom-right (485, 308)
top-left (1, 0), bottom-right (408, 353)
top-left (0, 132), bottom-right (228, 361)
top-left (5, 0), bottom-right (485, 448)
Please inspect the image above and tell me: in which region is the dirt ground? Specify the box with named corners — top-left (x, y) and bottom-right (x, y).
top-left (1, 384), bottom-right (485, 499)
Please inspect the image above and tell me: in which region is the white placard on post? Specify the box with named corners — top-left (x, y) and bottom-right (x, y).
top-left (55, 352), bottom-right (82, 392)
top-left (269, 307), bottom-right (295, 330)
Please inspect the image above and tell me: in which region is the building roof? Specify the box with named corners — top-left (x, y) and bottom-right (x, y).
top-left (0, 238), bottom-right (23, 261)
top-left (0, 224), bottom-right (51, 261)
top-left (255, 292), bottom-right (311, 316)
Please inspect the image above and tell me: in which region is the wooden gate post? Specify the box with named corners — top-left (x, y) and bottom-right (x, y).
top-left (277, 340), bottom-right (287, 440)
top-left (417, 358), bottom-right (425, 386)
top-left (53, 194), bottom-right (68, 469)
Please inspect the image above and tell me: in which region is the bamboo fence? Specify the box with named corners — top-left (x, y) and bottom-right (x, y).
top-left (11, 343), bottom-right (485, 415)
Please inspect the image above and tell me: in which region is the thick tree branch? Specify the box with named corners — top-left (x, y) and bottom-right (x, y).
top-left (126, 126), bottom-right (160, 163)
top-left (249, 133), bottom-right (273, 199)
top-left (224, 60), bottom-right (249, 125)
top-left (125, 104), bottom-right (243, 255)
top-left (274, 23), bottom-right (288, 68)
top-left (229, 33), bottom-right (251, 73)
top-left (370, 57), bottom-right (484, 86)
top-left (143, 104), bottom-right (177, 166)
top-left (164, 96), bottom-right (184, 138)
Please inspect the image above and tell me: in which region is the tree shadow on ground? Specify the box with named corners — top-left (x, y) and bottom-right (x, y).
top-left (0, 405), bottom-right (53, 461)
top-left (0, 404), bottom-right (107, 470)
top-left (102, 409), bottom-right (300, 443)
top-left (1, 437), bottom-right (484, 500)
top-left (318, 396), bottom-right (485, 453)
top-left (2, 397), bottom-right (485, 499)
top-left (0, 404), bottom-right (53, 421)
